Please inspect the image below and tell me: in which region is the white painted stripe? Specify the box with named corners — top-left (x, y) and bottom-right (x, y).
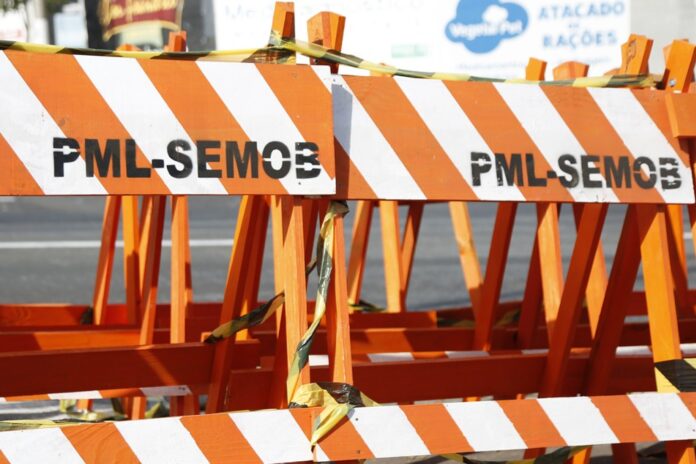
top-left (308, 354), bottom-right (329, 367)
top-left (629, 392), bottom-right (696, 441)
top-left (76, 55), bottom-right (226, 195)
top-left (314, 445), bottom-right (331, 462)
top-left (367, 352), bottom-right (415, 363)
top-left (230, 409), bottom-right (313, 463)
top-left (616, 346), bottom-right (652, 357)
top-left (349, 406), bottom-right (430, 458)
top-left (48, 390), bottom-right (102, 400)
top-left (588, 87), bottom-right (695, 204)
top-left (445, 401), bottom-right (526, 451)
top-left (331, 76), bottom-right (426, 200)
top-left (0, 238), bottom-right (232, 250)
top-left (395, 77), bottom-right (524, 202)
top-left (445, 350), bottom-right (490, 359)
top-left (494, 83), bottom-right (619, 203)
top-left (197, 62), bottom-right (334, 195)
top-left (0, 53), bottom-right (106, 195)
top-left (625, 315), bottom-right (649, 324)
top-left (0, 428), bottom-right (85, 464)
top-left (0, 397), bottom-right (6, 403)
top-left (521, 349), bottom-right (549, 355)
top-left (538, 396), bottom-right (618, 446)
top-left (681, 343), bottom-right (696, 356)
top-left (115, 417), bottom-right (207, 464)
top-left (139, 385), bottom-right (193, 397)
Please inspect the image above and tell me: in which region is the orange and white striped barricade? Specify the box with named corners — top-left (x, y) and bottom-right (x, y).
top-left (1, 392), bottom-right (693, 463)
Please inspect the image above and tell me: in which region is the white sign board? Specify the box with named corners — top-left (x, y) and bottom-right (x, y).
top-left (213, 0), bottom-right (630, 78)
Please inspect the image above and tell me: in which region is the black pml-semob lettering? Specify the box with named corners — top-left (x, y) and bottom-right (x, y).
top-left (470, 152), bottom-right (682, 190)
top-left (52, 137), bottom-right (323, 180)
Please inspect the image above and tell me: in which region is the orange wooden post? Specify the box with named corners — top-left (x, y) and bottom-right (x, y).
top-left (307, 10), bottom-right (353, 384)
top-left (92, 197), bottom-right (121, 325)
top-left (638, 205), bottom-right (696, 464)
top-left (472, 202), bottom-right (517, 350)
top-left (205, 196), bottom-right (266, 413)
top-left (347, 201), bottom-right (374, 307)
top-left (449, 202), bottom-right (483, 312)
top-left (552, 61), bottom-right (609, 336)
top-left (379, 200), bottom-right (404, 312)
top-left (131, 196), bottom-right (166, 419)
top-left (399, 202), bottom-right (424, 307)
top-left (122, 196), bottom-right (141, 325)
top-left (516, 58), bottom-right (547, 349)
top-left (278, 196), bottom-right (310, 404)
top-left (664, 40), bottom-right (696, 318)
top-left (536, 203), bottom-right (564, 340)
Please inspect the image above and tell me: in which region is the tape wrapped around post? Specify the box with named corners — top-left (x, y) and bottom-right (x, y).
top-left (286, 201), bottom-right (349, 402)
top-left (204, 201), bottom-right (348, 345)
top-left (655, 359), bottom-right (696, 392)
top-left (289, 381), bottom-right (377, 446)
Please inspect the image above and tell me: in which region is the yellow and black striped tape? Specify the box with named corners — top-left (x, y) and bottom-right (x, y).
top-left (289, 381), bottom-right (377, 446)
top-left (655, 359), bottom-right (696, 392)
top-left (1, 38), bottom-right (657, 88)
top-left (0, 40), bottom-right (295, 64)
top-left (204, 201), bottom-right (347, 346)
top-left (268, 32), bottom-right (658, 88)
top-left (286, 201), bottom-right (349, 402)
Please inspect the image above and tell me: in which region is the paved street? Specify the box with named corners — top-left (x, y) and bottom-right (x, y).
top-left (0, 197), bottom-right (682, 309)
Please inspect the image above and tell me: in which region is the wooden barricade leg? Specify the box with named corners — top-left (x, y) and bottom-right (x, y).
top-left (399, 202), bottom-right (423, 309)
top-left (206, 195), bottom-right (265, 413)
top-left (272, 197), bottom-right (310, 407)
top-left (515, 58), bottom-right (548, 351)
top-left (637, 205), bottom-right (696, 464)
top-left (473, 203), bottom-right (517, 350)
top-left (92, 197), bottom-right (121, 325)
top-left (449, 202), bottom-right (483, 312)
top-left (306, 11), bottom-right (353, 390)
top-left (347, 201), bottom-right (374, 307)
top-left (122, 196), bottom-right (141, 325)
top-left (131, 196), bottom-right (166, 419)
top-left (379, 201), bottom-right (405, 312)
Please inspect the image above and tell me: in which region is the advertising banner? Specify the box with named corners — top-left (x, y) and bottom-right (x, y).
top-left (213, 0), bottom-right (630, 78)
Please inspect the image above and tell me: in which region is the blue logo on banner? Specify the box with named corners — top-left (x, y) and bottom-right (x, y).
top-left (446, 0), bottom-right (529, 53)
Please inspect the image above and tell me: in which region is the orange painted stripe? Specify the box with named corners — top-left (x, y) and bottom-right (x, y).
top-left (63, 422), bottom-right (140, 464)
top-left (0, 133), bottom-right (43, 195)
top-left (679, 392), bottom-right (696, 418)
top-left (315, 415), bottom-right (375, 461)
top-left (345, 76), bottom-right (478, 200)
top-left (401, 403), bottom-right (473, 454)
top-left (542, 86), bottom-right (663, 204)
top-left (445, 81), bottom-right (573, 202)
top-left (0, 450), bottom-right (10, 464)
top-left (633, 90), bottom-right (691, 167)
top-left (334, 139), bottom-right (376, 199)
top-left (180, 413), bottom-right (262, 464)
top-left (256, 64), bottom-right (336, 179)
top-left (3, 394), bottom-right (51, 401)
top-left (591, 395), bottom-right (657, 443)
top-left (137, 59), bottom-right (286, 196)
top-left (498, 399), bottom-right (566, 448)
top-left (5, 51), bottom-right (167, 195)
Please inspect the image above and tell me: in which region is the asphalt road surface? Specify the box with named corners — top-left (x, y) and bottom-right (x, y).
top-left (2, 197), bottom-right (691, 308)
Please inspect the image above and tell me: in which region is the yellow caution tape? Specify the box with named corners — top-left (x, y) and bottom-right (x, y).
top-left (286, 201), bottom-right (349, 402)
top-left (654, 359), bottom-right (696, 392)
top-left (0, 40), bottom-right (295, 64)
top-left (269, 32), bottom-right (658, 88)
top-left (348, 299), bottom-right (385, 313)
top-left (1, 37), bottom-right (657, 88)
top-left (205, 201), bottom-right (348, 346)
top-left (289, 381), bottom-right (377, 446)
